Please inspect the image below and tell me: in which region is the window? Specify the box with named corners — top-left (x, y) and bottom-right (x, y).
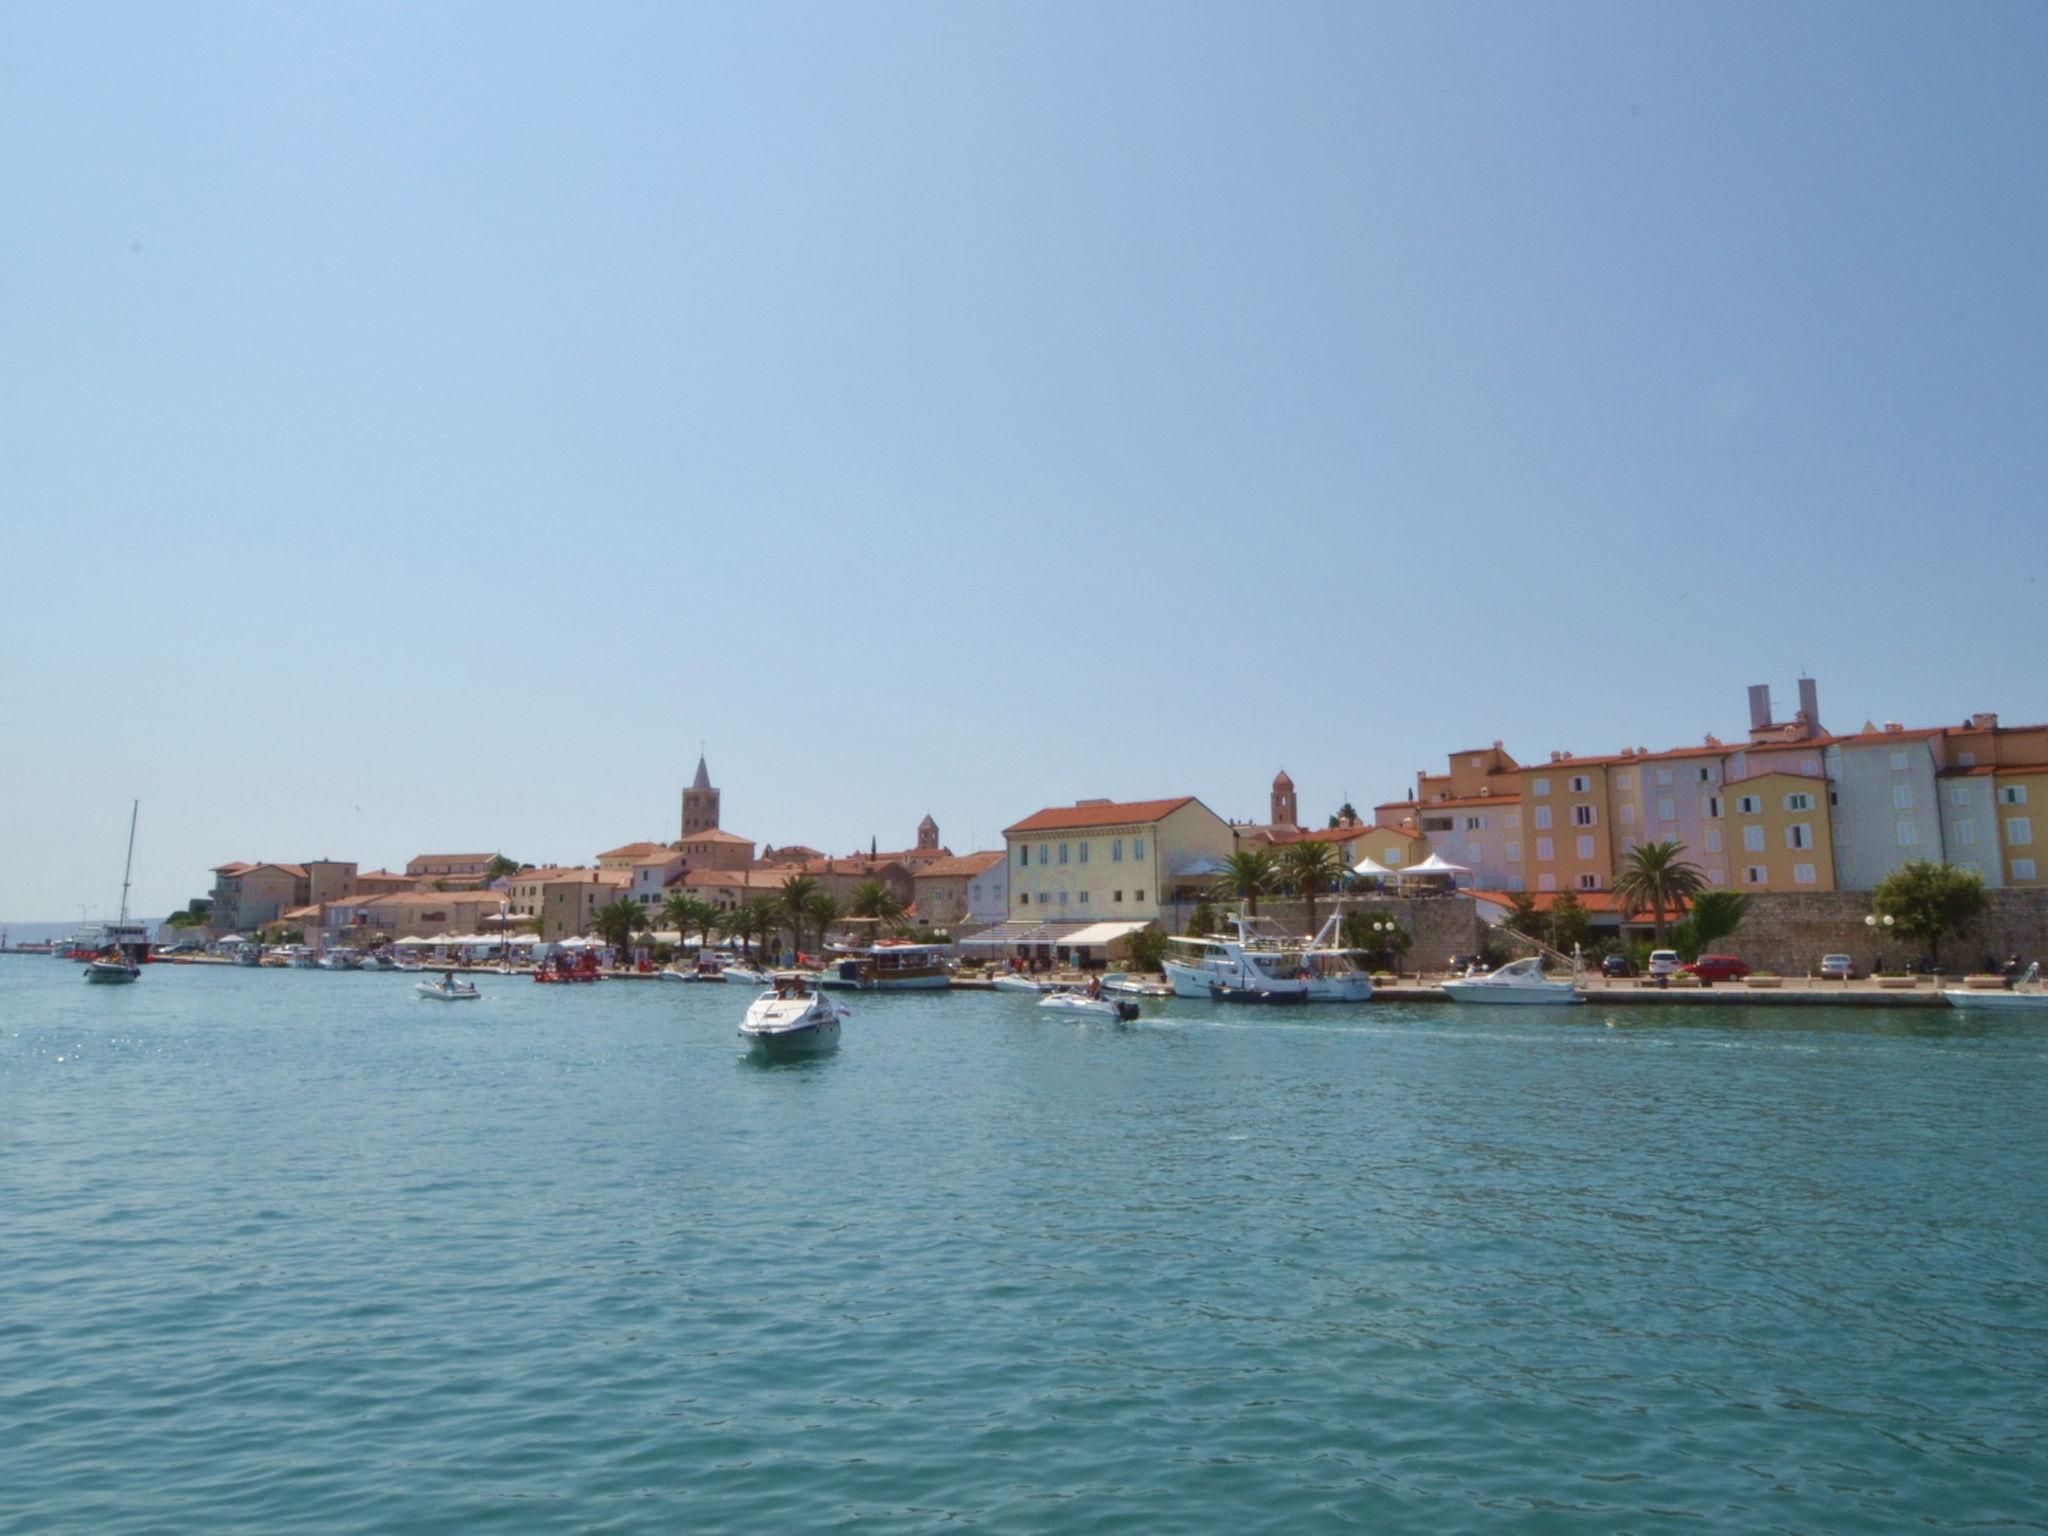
top-left (1113, 890), bottom-right (1123, 903)
top-left (1058, 843), bottom-right (1069, 864)
top-left (1949, 785), bottom-right (1972, 807)
top-left (1573, 804), bottom-right (1596, 826)
top-left (1743, 826), bottom-right (1765, 853)
top-left (1537, 874), bottom-right (1557, 892)
top-left (2000, 785), bottom-right (2030, 805)
top-left (1616, 773), bottom-right (1632, 789)
top-left (1957, 751), bottom-right (1976, 767)
top-left (1058, 890), bottom-right (1068, 905)
top-left (1133, 888), bottom-right (1144, 902)
top-left (1697, 766), bottom-right (1714, 783)
top-left (1737, 795), bottom-right (1761, 815)
top-left (1036, 845), bottom-right (1047, 865)
top-left (1078, 890), bottom-right (1089, 904)
top-left (1111, 839), bottom-right (1123, 861)
top-left (1576, 835), bottom-right (1595, 859)
top-left (1892, 785), bottom-right (1914, 811)
top-left (1787, 823), bottom-right (1812, 849)
top-left (1890, 750), bottom-right (1909, 771)
top-left (1018, 847), bottom-right (1029, 868)
top-left (1132, 838), bottom-right (1145, 859)
top-left (1505, 813), bottom-right (1520, 829)
top-left (1533, 806), bottom-right (1553, 829)
top-left (1657, 798), bottom-right (1677, 821)
top-left (1532, 778), bottom-right (1551, 796)
top-left (1955, 820), bottom-right (1977, 847)
top-left (1470, 756), bottom-right (1483, 768)
top-left (1464, 815), bottom-right (1485, 830)
top-left (1794, 863), bottom-right (1816, 885)
top-left (1577, 873), bottom-right (1598, 890)
top-left (1078, 842), bottom-right (1089, 864)
top-left (1704, 796), bottom-right (1722, 819)
top-left (1504, 841), bottom-right (1521, 862)
top-left (1784, 792), bottom-right (1814, 812)
top-left (2009, 818), bottom-right (2034, 846)
top-left (1618, 803), bottom-right (1635, 824)
top-left (1897, 821), bottom-right (1918, 847)
top-left (1744, 866), bottom-right (1768, 885)
top-left (1422, 816), bottom-right (1453, 833)
top-left (1536, 837), bottom-right (1554, 860)
top-left (1019, 892), bottom-right (1030, 905)
top-left (2014, 859), bottom-right (2038, 881)
top-left (1801, 757), bottom-right (1820, 776)
top-left (1656, 769), bottom-right (1673, 786)
top-left (1569, 775), bottom-right (1590, 793)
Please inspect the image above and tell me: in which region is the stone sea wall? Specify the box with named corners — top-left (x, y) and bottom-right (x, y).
top-left (1717, 890), bottom-right (2048, 975)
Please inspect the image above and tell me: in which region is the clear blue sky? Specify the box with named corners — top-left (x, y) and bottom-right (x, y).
top-left (4, 1), bottom-right (2044, 921)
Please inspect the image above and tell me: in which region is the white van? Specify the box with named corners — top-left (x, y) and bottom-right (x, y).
top-left (1647, 949), bottom-right (1681, 978)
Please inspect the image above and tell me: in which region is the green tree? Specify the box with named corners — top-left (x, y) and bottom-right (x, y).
top-left (1214, 848), bottom-right (1278, 916)
top-left (589, 899), bottom-right (645, 960)
top-left (804, 892), bottom-right (842, 952)
top-left (1670, 889), bottom-right (1751, 963)
top-left (848, 880), bottom-right (905, 923)
top-left (1501, 891), bottom-right (1545, 941)
top-left (778, 875), bottom-right (820, 956)
top-left (1340, 912), bottom-right (1410, 972)
top-left (1873, 861), bottom-right (1987, 969)
top-left (485, 854), bottom-right (521, 881)
top-left (1327, 802), bottom-right (1360, 829)
top-left (1185, 897), bottom-right (1219, 936)
top-left (1612, 840), bottom-right (1706, 948)
top-left (727, 898), bottom-right (775, 959)
top-left (1547, 891), bottom-right (1591, 955)
top-left (1278, 841), bottom-right (1344, 939)
top-left (1126, 927), bottom-right (1169, 974)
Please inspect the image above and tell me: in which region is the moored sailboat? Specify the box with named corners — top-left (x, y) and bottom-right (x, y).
top-left (85, 801), bottom-right (144, 985)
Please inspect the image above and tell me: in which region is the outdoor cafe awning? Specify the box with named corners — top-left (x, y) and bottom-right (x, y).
top-left (1059, 921), bottom-right (1153, 948)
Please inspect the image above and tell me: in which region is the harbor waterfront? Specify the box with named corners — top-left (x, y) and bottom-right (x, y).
top-left (5, 960), bottom-right (2046, 1532)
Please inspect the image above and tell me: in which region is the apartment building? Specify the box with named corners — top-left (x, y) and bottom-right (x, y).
top-left (1004, 796), bottom-right (1235, 926)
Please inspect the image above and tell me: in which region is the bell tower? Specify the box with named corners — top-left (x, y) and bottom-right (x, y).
top-left (681, 754), bottom-right (721, 838)
top-left (916, 814), bottom-right (940, 851)
top-left (1271, 770), bottom-right (1297, 830)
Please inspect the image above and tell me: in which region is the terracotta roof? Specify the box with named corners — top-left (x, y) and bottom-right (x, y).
top-left (678, 829), bottom-right (754, 845)
top-left (1005, 797), bottom-right (1197, 834)
top-left (364, 890), bottom-right (520, 908)
top-left (913, 851), bottom-right (1007, 879)
top-left (680, 868), bottom-right (792, 891)
top-left (212, 862), bottom-right (253, 875)
top-left (1726, 767), bottom-right (1826, 785)
top-left (408, 853), bottom-right (496, 864)
top-left (237, 862), bottom-right (308, 879)
top-left (1361, 823), bottom-right (1427, 841)
top-left (282, 904), bottom-right (323, 920)
top-left (507, 866), bottom-right (611, 884)
top-left (597, 841), bottom-right (673, 860)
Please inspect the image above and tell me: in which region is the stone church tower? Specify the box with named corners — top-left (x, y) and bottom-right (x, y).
top-left (916, 814), bottom-right (940, 851)
top-left (1270, 770), bottom-right (1298, 830)
top-left (681, 755), bottom-right (721, 838)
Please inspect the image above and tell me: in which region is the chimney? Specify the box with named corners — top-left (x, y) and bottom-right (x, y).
top-left (1797, 678), bottom-right (1821, 731)
top-left (1549, 751), bottom-right (1562, 763)
top-left (1748, 684), bottom-right (1773, 732)
top-left (1971, 711), bottom-right (1999, 730)
top-left (1492, 739), bottom-right (1504, 751)
top-left (1883, 721), bottom-right (1903, 734)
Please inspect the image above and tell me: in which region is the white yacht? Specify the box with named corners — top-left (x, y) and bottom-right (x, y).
top-left (1943, 963), bottom-right (2048, 1012)
top-left (1038, 988), bottom-right (1140, 1022)
top-left (1163, 914), bottom-right (1373, 1002)
top-left (739, 975), bottom-right (847, 1059)
top-left (1440, 956), bottom-right (1586, 1006)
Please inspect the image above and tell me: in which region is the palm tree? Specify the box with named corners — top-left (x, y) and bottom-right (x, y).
top-left (1278, 840), bottom-right (1344, 938)
top-left (590, 898), bottom-right (645, 964)
top-left (778, 875), bottom-right (820, 957)
top-left (727, 898), bottom-right (772, 960)
top-left (659, 892), bottom-right (698, 950)
top-left (1612, 840), bottom-right (1706, 949)
top-left (804, 892), bottom-right (841, 953)
top-left (1214, 848), bottom-right (1278, 916)
top-left (848, 879), bottom-right (904, 923)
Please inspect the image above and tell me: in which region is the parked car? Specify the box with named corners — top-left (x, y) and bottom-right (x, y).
top-left (1646, 949), bottom-right (1681, 978)
top-left (1819, 954), bottom-right (1855, 980)
top-left (1601, 954), bottom-right (1635, 978)
top-left (1682, 954), bottom-right (1751, 982)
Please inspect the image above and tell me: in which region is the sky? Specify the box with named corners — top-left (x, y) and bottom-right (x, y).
top-left (3, 1), bottom-right (2045, 921)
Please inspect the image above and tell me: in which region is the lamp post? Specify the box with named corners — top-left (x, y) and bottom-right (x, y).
top-left (1373, 919), bottom-right (1395, 976)
top-left (1864, 912), bottom-right (1894, 975)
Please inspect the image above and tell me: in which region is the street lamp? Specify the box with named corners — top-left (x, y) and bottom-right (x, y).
top-left (1865, 912), bottom-right (1894, 973)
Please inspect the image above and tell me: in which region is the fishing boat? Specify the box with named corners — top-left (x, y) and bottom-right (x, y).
top-left (1943, 963), bottom-right (2048, 1012)
top-left (84, 801), bottom-right (145, 985)
top-left (1440, 956), bottom-right (1586, 1005)
top-left (1037, 987), bottom-right (1140, 1022)
top-left (415, 976), bottom-right (481, 1001)
top-left (817, 941), bottom-right (953, 991)
top-left (739, 974), bottom-right (847, 1059)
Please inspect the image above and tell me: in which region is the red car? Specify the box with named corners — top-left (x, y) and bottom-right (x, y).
top-left (1682, 954), bottom-right (1751, 982)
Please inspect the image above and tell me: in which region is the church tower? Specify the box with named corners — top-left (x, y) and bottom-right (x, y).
top-left (681, 755), bottom-right (721, 838)
top-left (916, 814), bottom-right (940, 851)
top-left (1270, 770), bottom-right (1298, 830)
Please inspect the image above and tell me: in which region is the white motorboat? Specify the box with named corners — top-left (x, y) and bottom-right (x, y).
top-left (1163, 913), bottom-right (1373, 1002)
top-left (232, 940), bottom-right (265, 967)
top-left (739, 975), bottom-right (847, 1059)
top-left (722, 963), bottom-right (771, 986)
top-left (416, 978), bottom-right (481, 1001)
top-left (990, 972), bottom-right (1048, 994)
top-left (83, 801), bottom-right (145, 986)
top-left (317, 949), bottom-right (364, 971)
top-left (1943, 963), bottom-right (2048, 1011)
top-left (1440, 956), bottom-right (1586, 1005)
top-left (1038, 987), bottom-right (1140, 1022)
top-left (1100, 972), bottom-right (1174, 998)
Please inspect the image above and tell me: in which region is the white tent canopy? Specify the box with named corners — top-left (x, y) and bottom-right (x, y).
top-left (1406, 853), bottom-right (1471, 876)
top-left (1351, 856), bottom-right (1400, 878)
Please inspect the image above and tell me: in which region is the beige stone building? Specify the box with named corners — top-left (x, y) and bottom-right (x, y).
top-left (677, 828), bottom-right (756, 871)
top-left (210, 862), bottom-right (311, 931)
top-left (911, 851), bottom-right (1006, 928)
top-left (1003, 796), bottom-right (1236, 931)
top-left (596, 841), bottom-right (675, 872)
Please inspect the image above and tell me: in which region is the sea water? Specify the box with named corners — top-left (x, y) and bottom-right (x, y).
top-left (2, 960), bottom-right (2044, 1533)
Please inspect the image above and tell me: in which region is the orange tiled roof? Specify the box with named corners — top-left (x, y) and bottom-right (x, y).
top-left (1005, 797), bottom-right (1197, 834)
top-left (212, 861), bottom-right (254, 875)
top-left (597, 841), bottom-right (673, 860)
top-left (678, 829), bottom-right (754, 845)
top-left (913, 851), bottom-right (1006, 879)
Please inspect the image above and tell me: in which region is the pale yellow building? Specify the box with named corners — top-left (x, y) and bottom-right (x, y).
top-left (1003, 796), bottom-right (1235, 929)
top-left (1725, 771), bottom-right (1836, 891)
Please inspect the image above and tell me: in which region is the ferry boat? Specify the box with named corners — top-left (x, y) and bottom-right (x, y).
top-left (817, 941), bottom-right (953, 991)
top-left (1162, 914), bottom-right (1373, 1003)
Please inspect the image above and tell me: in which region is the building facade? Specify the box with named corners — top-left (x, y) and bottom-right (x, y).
top-left (1003, 796), bottom-right (1235, 928)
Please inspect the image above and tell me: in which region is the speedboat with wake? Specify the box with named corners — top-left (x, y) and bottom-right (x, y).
top-left (1440, 956), bottom-right (1585, 1005)
top-left (991, 972), bottom-right (1048, 994)
top-left (739, 974), bottom-right (848, 1059)
top-left (1037, 986), bottom-right (1140, 1022)
top-left (1943, 962), bottom-right (2048, 1012)
top-left (416, 976), bottom-right (481, 1001)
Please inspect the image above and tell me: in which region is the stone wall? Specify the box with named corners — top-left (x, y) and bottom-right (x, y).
top-left (1706, 890), bottom-right (2048, 975)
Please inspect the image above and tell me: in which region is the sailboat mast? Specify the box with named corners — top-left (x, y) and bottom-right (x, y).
top-left (117, 799), bottom-right (138, 925)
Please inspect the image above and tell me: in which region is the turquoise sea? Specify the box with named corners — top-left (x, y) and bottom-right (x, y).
top-left (3, 959), bottom-right (2045, 1534)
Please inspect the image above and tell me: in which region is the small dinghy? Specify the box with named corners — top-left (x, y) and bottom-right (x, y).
top-left (739, 974), bottom-right (847, 1060)
top-left (416, 976), bottom-right (481, 1001)
top-left (1038, 987), bottom-right (1140, 1022)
